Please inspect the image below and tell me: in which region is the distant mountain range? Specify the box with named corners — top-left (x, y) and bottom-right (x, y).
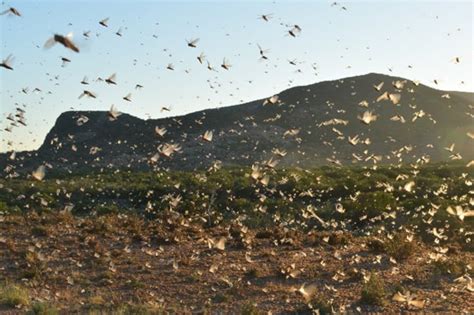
top-left (2, 73), bottom-right (473, 175)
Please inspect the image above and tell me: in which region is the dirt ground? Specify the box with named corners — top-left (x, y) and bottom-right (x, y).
top-left (0, 212), bottom-right (473, 314)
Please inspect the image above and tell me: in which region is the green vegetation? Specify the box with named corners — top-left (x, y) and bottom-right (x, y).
top-left (360, 272), bottom-right (386, 306)
top-left (240, 302), bottom-right (264, 315)
top-left (28, 302), bottom-right (59, 315)
top-left (245, 268), bottom-right (260, 279)
top-left (431, 257), bottom-right (469, 277)
top-left (0, 283), bottom-right (30, 308)
top-left (0, 163), bottom-right (472, 247)
top-left (367, 232), bottom-right (418, 260)
top-left (308, 295), bottom-right (333, 314)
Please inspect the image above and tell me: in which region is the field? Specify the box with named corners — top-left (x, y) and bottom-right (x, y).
top-left (0, 163), bottom-right (473, 314)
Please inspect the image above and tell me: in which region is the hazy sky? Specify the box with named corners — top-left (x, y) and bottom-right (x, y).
top-left (1, 0), bottom-right (472, 152)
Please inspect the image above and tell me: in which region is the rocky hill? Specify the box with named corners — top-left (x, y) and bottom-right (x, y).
top-left (2, 73), bottom-right (473, 174)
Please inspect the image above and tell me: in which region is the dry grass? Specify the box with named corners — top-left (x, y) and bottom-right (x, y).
top-left (0, 283), bottom-right (30, 308)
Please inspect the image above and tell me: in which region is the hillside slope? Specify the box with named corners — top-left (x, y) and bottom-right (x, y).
top-left (3, 73), bottom-right (473, 174)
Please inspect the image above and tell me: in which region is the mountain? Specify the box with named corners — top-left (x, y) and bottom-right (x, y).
top-left (2, 73), bottom-right (474, 174)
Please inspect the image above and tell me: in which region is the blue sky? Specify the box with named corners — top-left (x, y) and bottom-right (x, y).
top-left (1, 0), bottom-right (472, 152)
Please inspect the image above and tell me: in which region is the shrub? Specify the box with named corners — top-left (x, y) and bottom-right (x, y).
top-left (213, 293), bottom-right (229, 303)
top-left (245, 268), bottom-right (260, 278)
top-left (309, 295), bottom-right (333, 314)
top-left (328, 231), bottom-right (352, 246)
top-left (28, 302), bottom-right (59, 315)
top-left (367, 238), bottom-right (385, 253)
top-left (31, 225), bottom-right (50, 237)
top-left (0, 283), bottom-right (30, 308)
top-left (88, 295), bottom-right (105, 307)
top-left (343, 191), bottom-right (396, 225)
top-left (432, 258), bottom-right (467, 277)
top-left (368, 233), bottom-right (417, 261)
top-left (241, 302), bottom-right (264, 315)
top-left (0, 201), bottom-right (9, 213)
top-left (360, 272), bottom-right (386, 306)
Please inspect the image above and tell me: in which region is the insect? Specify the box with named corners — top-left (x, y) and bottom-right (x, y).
top-left (0, 54), bottom-right (14, 70)
top-left (44, 33), bottom-right (80, 53)
top-left (186, 38), bottom-right (199, 48)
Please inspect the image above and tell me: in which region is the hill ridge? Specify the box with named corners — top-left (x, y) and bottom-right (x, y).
top-left (2, 72), bottom-right (473, 174)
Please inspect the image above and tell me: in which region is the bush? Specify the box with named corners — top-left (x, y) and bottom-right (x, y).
top-left (368, 233), bottom-right (417, 261)
top-left (31, 225), bottom-right (50, 237)
top-left (360, 272), bottom-right (386, 306)
top-left (241, 302), bottom-right (264, 315)
top-left (367, 238), bottom-right (385, 253)
top-left (328, 231), bottom-right (352, 246)
top-left (28, 302), bottom-right (59, 315)
top-left (309, 296), bottom-right (333, 314)
top-left (245, 268), bottom-right (260, 278)
top-left (432, 258), bottom-right (467, 277)
top-left (343, 191), bottom-right (396, 225)
top-left (0, 283), bottom-right (30, 308)
top-left (0, 201), bottom-right (8, 212)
